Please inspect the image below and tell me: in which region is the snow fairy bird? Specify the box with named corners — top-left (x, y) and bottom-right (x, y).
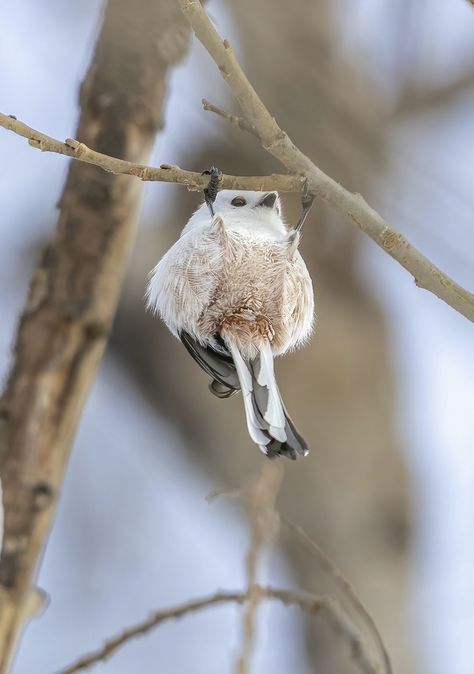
top-left (146, 168), bottom-right (315, 459)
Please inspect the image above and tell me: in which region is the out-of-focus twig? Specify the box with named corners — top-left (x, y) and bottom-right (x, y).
top-left (392, 67), bottom-right (474, 118)
top-left (208, 481), bottom-right (389, 673)
top-left (282, 516), bottom-right (392, 674)
top-left (55, 585), bottom-right (377, 674)
top-left (236, 460), bottom-right (283, 674)
top-left (0, 113), bottom-right (304, 194)
top-left (179, 0), bottom-right (474, 322)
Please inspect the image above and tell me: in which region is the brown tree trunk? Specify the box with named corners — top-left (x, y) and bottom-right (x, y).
top-left (0, 2), bottom-right (190, 670)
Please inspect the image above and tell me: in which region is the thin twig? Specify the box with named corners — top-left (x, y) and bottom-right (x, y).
top-left (236, 460), bottom-right (283, 674)
top-left (0, 112), bottom-right (303, 194)
top-left (202, 98), bottom-right (259, 137)
top-left (207, 491), bottom-right (390, 674)
top-left (179, 0), bottom-right (474, 322)
top-left (55, 586), bottom-right (377, 674)
top-left (282, 516), bottom-right (392, 674)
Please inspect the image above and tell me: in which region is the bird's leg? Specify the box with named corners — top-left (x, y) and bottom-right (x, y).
top-left (295, 186), bottom-right (315, 232)
top-left (202, 166), bottom-right (222, 217)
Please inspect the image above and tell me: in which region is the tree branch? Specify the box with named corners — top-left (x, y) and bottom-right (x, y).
top-left (178, 0), bottom-right (474, 322)
top-left (202, 98), bottom-right (259, 137)
top-left (55, 585), bottom-right (377, 674)
top-left (282, 516), bottom-right (392, 674)
top-left (209, 486), bottom-right (392, 674)
top-left (236, 461), bottom-right (283, 674)
top-left (2, 72), bottom-right (473, 324)
top-left (392, 67), bottom-right (474, 118)
top-left (0, 112), bottom-right (304, 194)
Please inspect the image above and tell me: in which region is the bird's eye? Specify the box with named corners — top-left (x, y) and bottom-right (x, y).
top-left (231, 196), bottom-right (247, 207)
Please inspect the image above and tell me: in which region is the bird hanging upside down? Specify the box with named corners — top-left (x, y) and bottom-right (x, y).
top-left (146, 169), bottom-right (315, 459)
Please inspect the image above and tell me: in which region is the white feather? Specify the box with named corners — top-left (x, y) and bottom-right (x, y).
top-left (183, 190), bottom-right (287, 240)
top-left (227, 340), bottom-right (269, 448)
top-left (257, 343), bottom-right (286, 441)
top-left (146, 218), bottom-right (224, 337)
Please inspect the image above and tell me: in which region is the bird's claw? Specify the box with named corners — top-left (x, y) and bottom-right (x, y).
top-left (295, 184), bottom-right (315, 231)
top-left (301, 191), bottom-right (314, 211)
top-left (202, 166), bottom-right (222, 217)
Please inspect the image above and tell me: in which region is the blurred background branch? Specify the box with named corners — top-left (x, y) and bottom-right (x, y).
top-left (392, 65), bottom-right (474, 117)
top-left (55, 484), bottom-right (386, 674)
top-left (57, 584), bottom-right (377, 674)
top-left (236, 461), bottom-right (283, 674)
top-left (0, 0), bottom-right (190, 670)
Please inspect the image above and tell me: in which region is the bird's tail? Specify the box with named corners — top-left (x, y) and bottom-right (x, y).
top-left (224, 336), bottom-right (308, 460)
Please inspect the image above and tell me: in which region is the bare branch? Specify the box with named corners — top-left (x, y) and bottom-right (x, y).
top-left (55, 586), bottom-right (377, 674)
top-left (0, 112), bottom-right (304, 194)
top-left (178, 0), bottom-right (474, 322)
top-left (202, 98), bottom-right (259, 137)
top-left (236, 460), bottom-right (283, 674)
top-left (282, 516), bottom-right (392, 674)
top-left (393, 67), bottom-right (474, 118)
top-left (206, 488), bottom-right (391, 674)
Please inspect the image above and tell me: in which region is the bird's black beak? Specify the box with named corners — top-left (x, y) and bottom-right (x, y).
top-left (259, 192), bottom-right (277, 208)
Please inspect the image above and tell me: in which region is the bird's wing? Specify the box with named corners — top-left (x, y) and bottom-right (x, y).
top-left (180, 331), bottom-right (240, 396)
top-left (283, 250), bottom-right (315, 349)
top-left (146, 218), bottom-right (225, 337)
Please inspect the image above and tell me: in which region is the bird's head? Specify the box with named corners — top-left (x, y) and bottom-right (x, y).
top-left (186, 189), bottom-right (286, 239)
top-left (213, 189), bottom-right (281, 217)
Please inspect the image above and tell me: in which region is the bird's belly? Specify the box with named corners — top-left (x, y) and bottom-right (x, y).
top-left (197, 236), bottom-right (292, 354)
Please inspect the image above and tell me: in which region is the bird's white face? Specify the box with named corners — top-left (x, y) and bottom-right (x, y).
top-left (213, 189), bottom-right (282, 216)
top-left (184, 190), bottom-right (287, 239)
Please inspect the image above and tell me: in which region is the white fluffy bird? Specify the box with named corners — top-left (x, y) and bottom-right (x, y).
top-left (147, 174), bottom-right (314, 459)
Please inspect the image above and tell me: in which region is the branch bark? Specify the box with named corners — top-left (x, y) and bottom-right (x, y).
top-left (177, 0), bottom-right (474, 322)
top-left (0, 1), bottom-right (190, 670)
top-left (56, 585), bottom-right (376, 674)
top-left (0, 113), bottom-right (304, 194)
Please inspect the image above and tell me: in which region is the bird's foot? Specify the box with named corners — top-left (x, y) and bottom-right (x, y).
top-left (202, 166), bottom-right (222, 217)
top-left (295, 184), bottom-right (315, 231)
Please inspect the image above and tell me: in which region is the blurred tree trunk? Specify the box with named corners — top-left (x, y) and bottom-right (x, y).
top-left (114, 0), bottom-right (412, 672)
top-left (0, 1), bottom-right (189, 671)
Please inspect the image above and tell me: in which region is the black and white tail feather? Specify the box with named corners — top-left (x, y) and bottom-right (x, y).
top-left (180, 331), bottom-right (308, 460)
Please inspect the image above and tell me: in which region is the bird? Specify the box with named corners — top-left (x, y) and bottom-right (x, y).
top-left (146, 169), bottom-right (315, 459)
